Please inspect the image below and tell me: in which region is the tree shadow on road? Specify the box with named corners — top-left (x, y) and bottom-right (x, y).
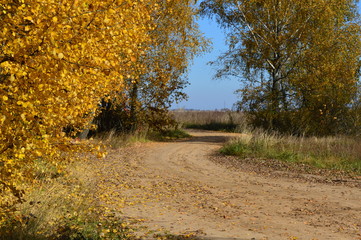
top-left (186, 135), bottom-right (233, 144)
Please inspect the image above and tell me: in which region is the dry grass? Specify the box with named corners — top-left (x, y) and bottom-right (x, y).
top-left (221, 130), bottom-right (361, 174)
top-left (0, 159), bottom-right (134, 240)
top-left (93, 128), bottom-right (191, 149)
top-left (94, 129), bottom-right (150, 149)
top-left (172, 110), bottom-right (247, 132)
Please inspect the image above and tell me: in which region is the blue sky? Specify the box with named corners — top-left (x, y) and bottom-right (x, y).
top-left (172, 3), bottom-right (361, 111)
top-left (172, 17), bottom-right (239, 110)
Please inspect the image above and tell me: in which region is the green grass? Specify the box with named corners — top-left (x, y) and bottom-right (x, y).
top-left (220, 132), bottom-right (361, 174)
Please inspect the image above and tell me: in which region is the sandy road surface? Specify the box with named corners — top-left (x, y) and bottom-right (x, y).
top-left (95, 130), bottom-right (361, 240)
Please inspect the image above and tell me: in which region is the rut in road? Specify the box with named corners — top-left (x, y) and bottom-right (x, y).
top-left (94, 129), bottom-right (361, 240)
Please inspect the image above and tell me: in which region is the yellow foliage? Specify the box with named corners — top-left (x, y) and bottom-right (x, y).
top-left (98, 0), bottom-right (209, 133)
top-left (0, 0), bottom-right (154, 221)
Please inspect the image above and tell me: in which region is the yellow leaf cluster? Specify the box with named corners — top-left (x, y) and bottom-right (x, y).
top-left (0, 0), bottom-right (154, 220)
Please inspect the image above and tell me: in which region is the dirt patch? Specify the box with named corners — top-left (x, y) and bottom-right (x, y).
top-left (91, 130), bottom-right (361, 240)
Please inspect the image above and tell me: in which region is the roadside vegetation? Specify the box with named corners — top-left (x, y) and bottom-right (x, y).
top-left (174, 110), bottom-right (361, 175)
top-left (0, 159), bottom-right (135, 240)
top-left (221, 130), bottom-right (361, 175)
top-left (172, 110), bottom-right (361, 175)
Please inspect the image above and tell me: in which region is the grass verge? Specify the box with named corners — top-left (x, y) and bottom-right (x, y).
top-left (220, 131), bottom-right (361, 175)
top-left (0, 159), bottom-right (135, 240)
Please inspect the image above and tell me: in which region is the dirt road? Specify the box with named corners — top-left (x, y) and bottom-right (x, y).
top-left (95, 130), bottom-right (361, 240)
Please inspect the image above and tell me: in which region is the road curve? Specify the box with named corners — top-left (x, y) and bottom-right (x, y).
top-left (96, 129), bottom-right (361, 240)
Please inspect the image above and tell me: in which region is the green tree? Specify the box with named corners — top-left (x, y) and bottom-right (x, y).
top-left (200, 0), bottom-right (361, 135)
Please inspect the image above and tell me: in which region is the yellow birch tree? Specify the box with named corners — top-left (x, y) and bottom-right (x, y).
top-left (0, 0), bottom-right (154, 220)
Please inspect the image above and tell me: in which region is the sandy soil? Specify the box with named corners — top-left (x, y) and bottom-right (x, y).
top-left (94, 129), bottom-right (361, 240)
